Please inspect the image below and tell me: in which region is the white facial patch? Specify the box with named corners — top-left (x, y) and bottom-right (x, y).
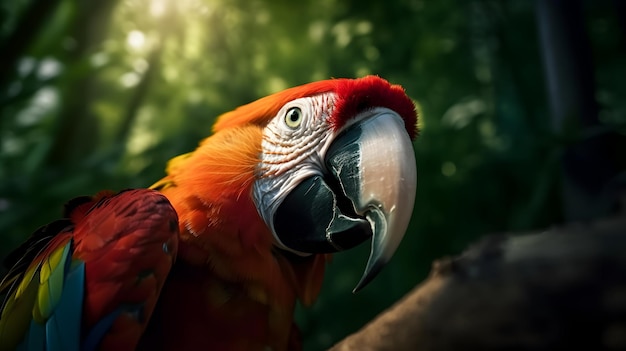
top-left (253, 92), bottom-right (338, 238)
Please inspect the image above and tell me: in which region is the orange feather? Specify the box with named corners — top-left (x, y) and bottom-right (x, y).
top-left (147, 104), bottom-right (329, 350)
top-left (212, 80), bottom-right (340, 132)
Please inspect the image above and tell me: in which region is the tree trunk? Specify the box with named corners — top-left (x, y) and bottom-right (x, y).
top-left (535, 0), bottom-right (617, 222)
top-left (44, 0), bottom-right (120, 168)
top-left (0, 0), bottom-right (62, 91)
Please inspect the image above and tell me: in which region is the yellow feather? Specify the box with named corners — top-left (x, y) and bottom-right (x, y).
top-left (0, 274), bottom-right (18, 293)
top-left (0, 270), bottom-right (39, 351)
top-left (34, 242), bottom-right (70, 323)
top-left (15, 263), bottom-right (39, 298)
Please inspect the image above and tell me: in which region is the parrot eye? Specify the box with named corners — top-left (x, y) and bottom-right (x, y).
top-left (284, 107), bottom-right (303, 129)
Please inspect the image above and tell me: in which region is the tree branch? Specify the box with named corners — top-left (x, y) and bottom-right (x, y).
top-left (331, 212), bottom-right (626, 350)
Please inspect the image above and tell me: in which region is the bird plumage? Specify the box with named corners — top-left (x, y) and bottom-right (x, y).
top-left (1, 75), bottom-right (418, 351)
top-left (0, 190), bottom-right (178, 351)
top-left (147, 114), bottom-right (327, 351)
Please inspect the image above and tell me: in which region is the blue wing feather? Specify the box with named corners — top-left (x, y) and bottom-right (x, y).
top-left (10, 242), bottom-right (85, 351)
top-left (43, 258), bottom-right (84, 351)
top-left (2, 189), bottom-right (179, 351)
top-left (82, 308), bottom-right (123, 351)
top-left (46, 260), bottom-right (84, 351)
top-left (23, 320), bottom-right (44, 351)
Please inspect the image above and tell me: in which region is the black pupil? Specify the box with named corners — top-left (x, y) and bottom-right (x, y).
top-left (289, 109), bottom-right (300, 122)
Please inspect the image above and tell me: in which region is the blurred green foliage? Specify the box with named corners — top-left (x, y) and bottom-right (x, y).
top-left (1, 0), bottom-right (625, 349)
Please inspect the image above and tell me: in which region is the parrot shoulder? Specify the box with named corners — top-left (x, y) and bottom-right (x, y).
top-left (0, 189), bottom-right (179, 351)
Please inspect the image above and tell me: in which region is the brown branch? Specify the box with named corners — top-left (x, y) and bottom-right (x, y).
top-left (330, 213), bottom-right (626, 350)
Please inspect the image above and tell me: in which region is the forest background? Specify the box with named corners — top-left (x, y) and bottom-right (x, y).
top-left (1, 0), bottom-right (625, 349)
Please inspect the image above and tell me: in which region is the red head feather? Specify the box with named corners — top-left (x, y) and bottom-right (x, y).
top-left (213, 75), bottom-right (418, 139)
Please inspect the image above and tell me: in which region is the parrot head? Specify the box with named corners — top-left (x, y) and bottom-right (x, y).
top-left (213, 75), bottom-right (418, 292)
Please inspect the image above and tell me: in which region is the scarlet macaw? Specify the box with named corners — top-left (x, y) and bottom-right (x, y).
top-left (0, 76), bottom-right (418, 351)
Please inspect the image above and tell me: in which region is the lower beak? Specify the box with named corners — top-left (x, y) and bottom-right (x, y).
top-left (273, 109), bottom-right (417, 292)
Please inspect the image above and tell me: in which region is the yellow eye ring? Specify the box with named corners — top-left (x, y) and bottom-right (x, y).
top-left (284, 107), bottom-right (303, 129)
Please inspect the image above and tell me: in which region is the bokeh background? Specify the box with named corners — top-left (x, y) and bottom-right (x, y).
top-left (1, 0), bottom-right (625, 349)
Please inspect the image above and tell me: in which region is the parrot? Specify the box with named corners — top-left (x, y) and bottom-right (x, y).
top-left (0, 75), bottom-right (418, 351)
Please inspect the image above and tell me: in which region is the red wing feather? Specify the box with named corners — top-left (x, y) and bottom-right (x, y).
top-left (71, 189), bottom-right (179, 350)
top-left (0, 189), bottom-right (179, 351)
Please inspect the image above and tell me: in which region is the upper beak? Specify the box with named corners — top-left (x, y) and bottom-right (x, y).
top-left (273, 108), bottom-right (417, 292)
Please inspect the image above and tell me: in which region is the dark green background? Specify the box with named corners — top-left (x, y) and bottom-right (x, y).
top-left (1, 0), bottom-right (625, 349)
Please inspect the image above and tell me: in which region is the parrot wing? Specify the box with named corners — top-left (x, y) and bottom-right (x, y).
top-left (0, 189), bottom-right (179, 351)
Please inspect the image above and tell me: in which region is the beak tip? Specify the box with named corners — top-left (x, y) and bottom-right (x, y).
top-left (352, 258), bottom-right (387, 293)
top-left (352, 202), bottom-right (411, 293)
